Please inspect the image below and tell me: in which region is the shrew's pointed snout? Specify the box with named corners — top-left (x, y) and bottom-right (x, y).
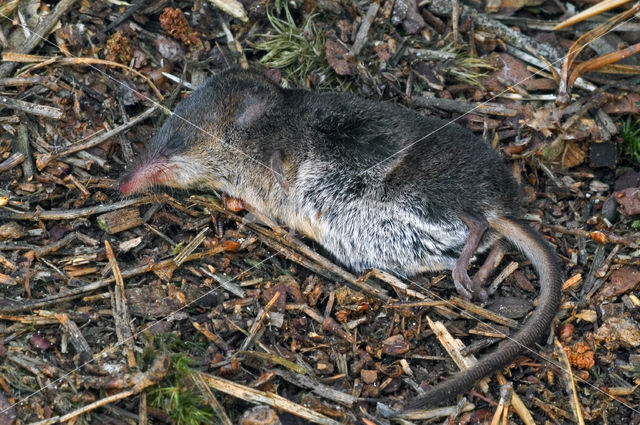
top-left (118, 158), bottom-right (174, 196)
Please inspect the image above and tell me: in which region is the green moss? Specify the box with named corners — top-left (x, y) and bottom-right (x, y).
top-left (254, 5), bottom-right (329, 86)
top-left (621, 116), bottom-right (640, 164)
top-left (144, 334), bottom-right (213, 425)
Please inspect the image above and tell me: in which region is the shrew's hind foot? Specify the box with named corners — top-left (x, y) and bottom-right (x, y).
top-left (453, 213), bottom-right (489, 301)
top-left (470, 242), bottom-right (505, 297)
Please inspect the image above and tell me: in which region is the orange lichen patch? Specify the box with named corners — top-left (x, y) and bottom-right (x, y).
top-left (564, 341), bottom-right (595, 370)
top-left (159, 8), bottom-right (203, 49)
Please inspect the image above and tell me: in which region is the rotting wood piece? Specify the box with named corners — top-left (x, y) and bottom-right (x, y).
top-left (97, 208), bottom-right (143, 234)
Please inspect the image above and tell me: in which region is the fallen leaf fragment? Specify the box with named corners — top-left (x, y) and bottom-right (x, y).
top-left (261, 284), bottom-right (287, 313)
top-left (603, 93), bottom-right (640, 115)
top-left (615, 188), bottom-right (640, 215)
top-left (590, 231), bottom-right (608, 244)
top-left (325, 39), bottom-right (356, 76)
top-left (522, 107), bottom-right (559, 138)
top-left (30, 334), bottom-right (52, 351)
top-left (381, 334), bottom-right (410, 356)
top-left (240, 405), bottom-right (280, 425)
top-left (563, 141), bottom-right (587, 168)
top-left (575, 310), bottom-right (597, 323)
top-left (597, 267), bottom-right (640, 299)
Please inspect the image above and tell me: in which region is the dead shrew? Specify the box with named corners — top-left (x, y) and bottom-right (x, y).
top-left (119, 68), bottom-right (562, 413)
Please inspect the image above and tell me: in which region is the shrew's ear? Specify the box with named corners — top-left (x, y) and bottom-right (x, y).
top-left (235, 86), bottom-right (270, 128)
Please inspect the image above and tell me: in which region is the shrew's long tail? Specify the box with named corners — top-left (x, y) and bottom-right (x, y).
top-left (401, 217), bottom-right (562, 411)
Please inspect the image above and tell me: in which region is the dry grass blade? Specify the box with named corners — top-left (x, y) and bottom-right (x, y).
top-left (568, 42), bottom-right (640, 86)
top-left (450, 296), bottom-right (519, 328)
top-left (553, 0), bottom-right (634, 30)
top-left (554, 339), bottom-right (586, 425)
top-left (557, 2), bottom-right (640, 105)
top-left (192, 373), bottom-right (233, 425)
top-left (489, 382), bottom-right (512, 425)
top-left (105, 240), bottom-right (137, 368)
top-left (238, 290), bottom-right (280, 351)
top-left (495, 372), bottom-right (536, 425)
top-left (198, 372), bottom-right (343, 425)
top-left (426, 316), bottom-right (489, 392)
top-left (596, 63), bottom-right (640, 74)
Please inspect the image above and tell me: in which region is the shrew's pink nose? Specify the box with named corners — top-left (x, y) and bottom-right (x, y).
top-left (118, 160), bottom-right (169, 195)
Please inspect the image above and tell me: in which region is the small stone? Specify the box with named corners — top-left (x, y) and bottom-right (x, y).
top-left (601, 196), bottom-right (619, 223)
top-left (598, 267), bottom-right (640, 300)
top-left (240, 406), bottom-right (281, 425)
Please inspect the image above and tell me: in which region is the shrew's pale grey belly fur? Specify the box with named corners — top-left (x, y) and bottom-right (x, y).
top-left (284, 162), bottom-right (472, 276)
top-left (227, 161), bottom-right (498, 277)
top-left (306, 199), bottom-right (468, 275)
